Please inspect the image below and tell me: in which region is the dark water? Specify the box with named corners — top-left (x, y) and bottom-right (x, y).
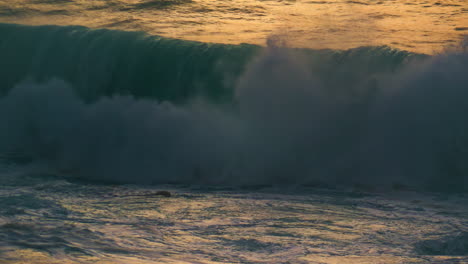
top-left (0, 169), bottom-right (467, 263)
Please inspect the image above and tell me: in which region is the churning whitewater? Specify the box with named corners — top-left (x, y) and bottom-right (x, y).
top-left (0, 23), bottom-right (467, 191)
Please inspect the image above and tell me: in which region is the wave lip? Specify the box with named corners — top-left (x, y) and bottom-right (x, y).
top-left (0, 23), bottom-right (419, 102)
top-left (0, 23), bottom-right (259, 102)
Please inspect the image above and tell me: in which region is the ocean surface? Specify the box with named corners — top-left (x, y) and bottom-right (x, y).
top-left (0, 0), bottom-right (467, 263)
top-left (0, 0), bottom-right (467, 54)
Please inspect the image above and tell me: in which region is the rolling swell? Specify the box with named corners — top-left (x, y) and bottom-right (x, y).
top-left (0, 23), bottom-right (467, 192)
top-left (0, 23), bottom-right (418, 102)
top-left (0, 23), bottom-right (258, 102)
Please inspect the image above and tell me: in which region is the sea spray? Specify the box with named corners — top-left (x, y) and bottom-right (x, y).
top-left (0, 24), bottom-right (466, 191)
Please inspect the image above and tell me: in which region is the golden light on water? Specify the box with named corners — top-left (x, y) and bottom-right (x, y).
top-left (1, 188), bottom-right (467, 264)
top-left (0, 0), bottom-right (466, 54)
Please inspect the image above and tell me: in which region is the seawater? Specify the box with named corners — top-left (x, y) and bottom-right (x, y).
top-left (0, 0), bottom-right (467, 54)
top-left (0, 0), bottom-right (467, 263)
top-left (0, 167), bottom-right (467, 263)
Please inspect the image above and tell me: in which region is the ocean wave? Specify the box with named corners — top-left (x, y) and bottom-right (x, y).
top-left (0, 23), bottom-right (418, 102)
top-left (0, 23), bottom-right (467, 192)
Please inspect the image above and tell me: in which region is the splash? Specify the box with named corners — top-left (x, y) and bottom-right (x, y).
top-left (0, 24), bottom-right (467, 192)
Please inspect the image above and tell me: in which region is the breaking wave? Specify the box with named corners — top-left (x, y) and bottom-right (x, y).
top-left (0, 23), bottom-right (417, 102)
top-left (0, 23), bottom-right (467, 192)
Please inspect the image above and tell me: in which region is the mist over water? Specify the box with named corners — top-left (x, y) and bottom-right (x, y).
top-left (0, 27), bottom-right (466, 191)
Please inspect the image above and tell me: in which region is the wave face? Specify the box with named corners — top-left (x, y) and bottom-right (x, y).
top-left (0, 23), bottom-right (417, 102)
top-left (0, 23), bottom-right (259, 102)
top-left (1, 23), bottom-right (467, 192)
